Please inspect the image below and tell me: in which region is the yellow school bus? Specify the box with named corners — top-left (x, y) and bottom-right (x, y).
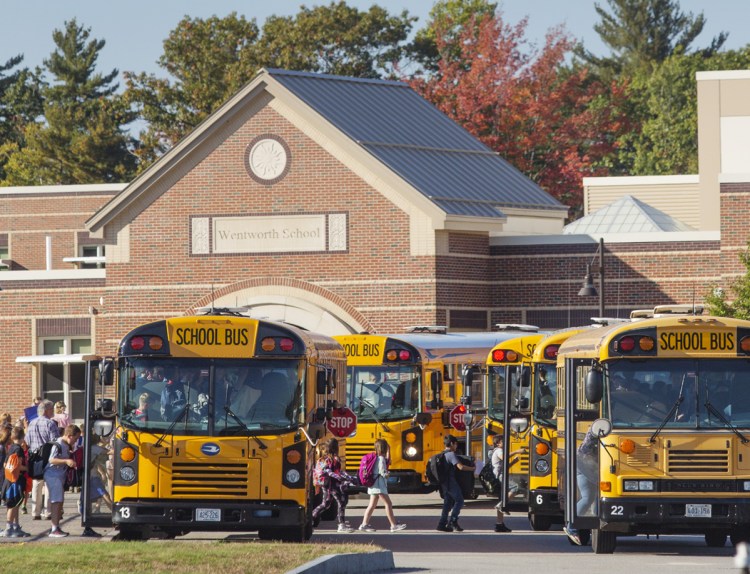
top-left (485, 333), bottom-right (544, 512)
top-left (557, 313), bottom-right (750, 553)
top-left (334, 326), bottom-right (538, 492)
top-left (522, 327), bottom-right (595, 530)
top-left (82, 310), bottom-right (346, 541)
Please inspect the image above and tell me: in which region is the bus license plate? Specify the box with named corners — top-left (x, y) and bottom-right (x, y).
top-left (196, 508), bottom-right (221, 522)
top-left (685, 504), bottom-right (711, 518)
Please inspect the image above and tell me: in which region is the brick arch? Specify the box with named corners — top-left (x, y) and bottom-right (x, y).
top-left (186, 277), bottom-right (373, 335)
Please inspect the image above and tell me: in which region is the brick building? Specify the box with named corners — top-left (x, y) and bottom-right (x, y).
top-left (0, 68), bottom-right (748, 421)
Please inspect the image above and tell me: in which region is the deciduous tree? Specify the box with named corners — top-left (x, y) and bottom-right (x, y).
top-left (411, 13), bottom-right (630, 213)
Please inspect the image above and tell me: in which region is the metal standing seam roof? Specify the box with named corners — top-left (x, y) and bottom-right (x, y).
top-left (562, 195), bottom-right (696, 234)
top-left (268, 69), bottom-right (566, 218)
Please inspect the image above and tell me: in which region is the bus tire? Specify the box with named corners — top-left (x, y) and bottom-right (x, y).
top-left (528, 513), bottom-right (552, 531)
top-left (591, 528), bottom-right (616, 554)
top-left (579, 529), bottom-right (591, 546)
top-left (116, 526), bottom-right (145, 541)
top-left (705, 532), bottom-right (727, 547)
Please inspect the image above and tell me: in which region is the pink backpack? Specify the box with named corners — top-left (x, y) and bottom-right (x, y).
top-left (358, 452), bottom-right (378, 487)
top-left (313, 458), bottom-right (328, 487)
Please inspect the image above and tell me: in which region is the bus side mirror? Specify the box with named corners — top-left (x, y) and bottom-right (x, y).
top-left (100, 359), bottom-right (113, 386)
top-left (314, 407), bottom-right (327, 422)
top-left (316, 371), bottom-right (328, 394)
top-left (414, 412), bottom-right (432, 427)
top-left (93, 419), bottom-right (114, 438)
top-left (585, 369), bottom-right (603, 403)
top-left (306, 421), bottom-right (325, 441)
top-left (430, 371), bottom-right (442, 409)
top-left (462, 367), bottom-right (478, 403)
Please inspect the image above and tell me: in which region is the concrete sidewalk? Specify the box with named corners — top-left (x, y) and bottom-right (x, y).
top-left (0, 489), bottom-right (114, 543)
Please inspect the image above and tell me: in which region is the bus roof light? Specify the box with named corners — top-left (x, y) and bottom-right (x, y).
top-left (279, 338), bottom-right (295, 352)
top-left (543, 345), bottom-right (559, 360)
top-left (492, 349), bottom-right (506, 362)
top-left (148, 336), bottom-right (164, 351)
top-left (741, 336), bottom-right (750, 354)
top-left (638, 336), bottom-right (655, 352)
top-left (399, 350), bottom-right (411, 361)
top-left (130, 336), bottom-right (145, 351)
top-left (617, 336), bottom-right (635, 352)
top-left (385, 349), bottom-right (398, 361)
top-left (506, 350), bottom-right (518, 362)
top-left (261, 337), bottom-right (276, 352)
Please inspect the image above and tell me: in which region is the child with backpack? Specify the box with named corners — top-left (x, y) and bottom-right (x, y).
top-left (311, 438), bottom-right (355, 533)
top-left (2, 426), bottom-right (30, 537)
top-left (358, 439), bottom-right (406, 533)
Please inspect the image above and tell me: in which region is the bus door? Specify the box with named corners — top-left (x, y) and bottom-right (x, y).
top-left (81, 357), bottom-right (116, 531)
top-left (563, 358), bottom-right (604, 532)
top-left (502, 362), bottom-right (531, 511)
top-left (461, 364), bottom-right (487, 462)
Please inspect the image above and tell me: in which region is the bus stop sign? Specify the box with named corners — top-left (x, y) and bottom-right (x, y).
top-left (327, 407), bottom-right (357, 437)
top-left (450, 405), bottom-right (468, 431)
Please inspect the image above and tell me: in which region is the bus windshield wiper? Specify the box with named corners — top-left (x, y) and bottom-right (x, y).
top-left (649, 395), bottom-right (684, 443)
top-left (358, 398), bottom-right (391, 432)
top-left (224, 406), bottom-right (267, 450)
top-left (155, 403), bottom-right (189, 448)
top-left (704, 399), bottom-right (749, 444)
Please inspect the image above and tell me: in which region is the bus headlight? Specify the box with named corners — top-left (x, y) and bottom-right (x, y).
top-left (534, 460), bottom-right (550, 473)
top-left (405, 446), bottom-right (418, 458)
top-left (285, 469), bottom-right (301, 484)
top-left (624, 480), bottom-right (655, 491)
top-left (119, 466), bottom-right (136, 483)
top-left (743, 481), bottom-right (750, 491)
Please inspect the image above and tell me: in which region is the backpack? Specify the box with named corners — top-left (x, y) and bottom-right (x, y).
top-left (358, 452), bottom-right (378, 488)
top-left (65, 447), bottom-right (84, 490)
top-left (313, 458), bottom-right (328, 488)
top-left (3, 452), bottom-right (21, 483)
top-left (426, 451), bottom-right (449, 487)
top-left (479, 458), bottom-right (502, 496)
top-left (28, 441), bottom-right (56, 480)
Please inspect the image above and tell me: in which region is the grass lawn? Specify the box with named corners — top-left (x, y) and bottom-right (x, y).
top-left (0, 540), bottom-right (381, 574)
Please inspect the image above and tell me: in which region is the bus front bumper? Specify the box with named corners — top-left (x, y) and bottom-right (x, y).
top-left (600, 496), bottom-right (750, 533)
top-left (386, 470), bottom-right (428, 493)
top-left (529, 488), bottom-right (561, 516)
top-left (113, 499), bottom-right (305, 531)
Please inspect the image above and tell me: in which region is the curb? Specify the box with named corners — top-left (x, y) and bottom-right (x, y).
top-left (286, 550), bottom-right (395, 574)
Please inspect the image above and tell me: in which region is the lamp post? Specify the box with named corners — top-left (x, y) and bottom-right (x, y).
top-left (578, 237), bottom-right (605, 318)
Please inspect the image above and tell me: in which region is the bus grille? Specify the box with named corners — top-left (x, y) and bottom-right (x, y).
top-left (170, 462), bottom-right (248, 496)
top-left (667, 449), bottom-right (729, 473)
top-left (344, 443), bottom-right (372, 472)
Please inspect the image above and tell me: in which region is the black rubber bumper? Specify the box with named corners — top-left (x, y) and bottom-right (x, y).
top-left (113, 499), bottom-right (305, 531)
top-left (529, 488), bottom-right (561, 516)
top-left (600, 496), bottom-right (750, 533)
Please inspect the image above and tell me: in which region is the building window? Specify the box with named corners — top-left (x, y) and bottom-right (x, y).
top-left (0, 245), bottom-right (8, 271)
top-left (40, 338), bottom-right (91, 422)
top-left (81, 245), bottom-right (105, 269)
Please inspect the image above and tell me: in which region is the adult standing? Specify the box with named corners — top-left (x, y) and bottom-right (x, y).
top-left (436, 434), bottom-right (474, 533)
top-left (52, 401), bottom-right (70, 430)
top-left (26, 399), bottom-right (59, 520)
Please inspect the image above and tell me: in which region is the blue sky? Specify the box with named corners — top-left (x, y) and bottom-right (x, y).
top-left (2, 0), bottom-right (748, 82)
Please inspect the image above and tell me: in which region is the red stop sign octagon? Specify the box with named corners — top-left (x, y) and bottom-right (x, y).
top-left (450, 405), bottom-right (467, 431)
top-left (327, 407), bottom-right (357, 437)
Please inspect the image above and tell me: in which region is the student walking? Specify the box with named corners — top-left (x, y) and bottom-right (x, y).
top-left (436, 434), bottom-right (474, 532)
top-left (2, 426), bottom-right (30, 537)
top-left (311, 438), bottom-right (355, 533)
top-left (358, 439), bottom-right (406, 533)
top-left (45, 424), bottom-right (81, 537)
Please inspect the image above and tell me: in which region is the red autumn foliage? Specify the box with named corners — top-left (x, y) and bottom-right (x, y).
top-left (410, 13), bottom-right (631, 215)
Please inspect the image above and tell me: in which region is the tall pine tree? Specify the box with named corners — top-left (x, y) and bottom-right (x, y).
top-left (3, 19), bottom-right (136, 185)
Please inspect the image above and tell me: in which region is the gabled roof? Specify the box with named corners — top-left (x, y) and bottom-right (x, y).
top-left (270, 69), bottom-right (565, 217)
top-left (563, 195), bottom-right (695, 234)
top-left (87, 68), bottom-right (564, 234)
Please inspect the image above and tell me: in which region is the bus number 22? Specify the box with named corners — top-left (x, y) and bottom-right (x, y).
top-left (610, 505), bottom-right (624, 516)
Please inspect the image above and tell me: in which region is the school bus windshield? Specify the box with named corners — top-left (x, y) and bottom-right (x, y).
top-left (348, 366), bottom-right (420, 421)
top-left (605, 359), bottom-right (750, 429)
top-left (119, 358), bottom-right (305, 435)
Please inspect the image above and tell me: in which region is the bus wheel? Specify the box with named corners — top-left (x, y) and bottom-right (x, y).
top-left (116, 526), bottom-right (145, 541)
top-left (705, 532), bottom-right (727, 547)
top-left (304, 518), bottom-right (313, 541)
top-left (591, 528), bottom-right (616, 554)
top-left (528, 513), bottom-right (552, 531)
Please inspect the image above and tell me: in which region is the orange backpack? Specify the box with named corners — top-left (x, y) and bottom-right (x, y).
top-left (4, 452), bottom-right (21, 483)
